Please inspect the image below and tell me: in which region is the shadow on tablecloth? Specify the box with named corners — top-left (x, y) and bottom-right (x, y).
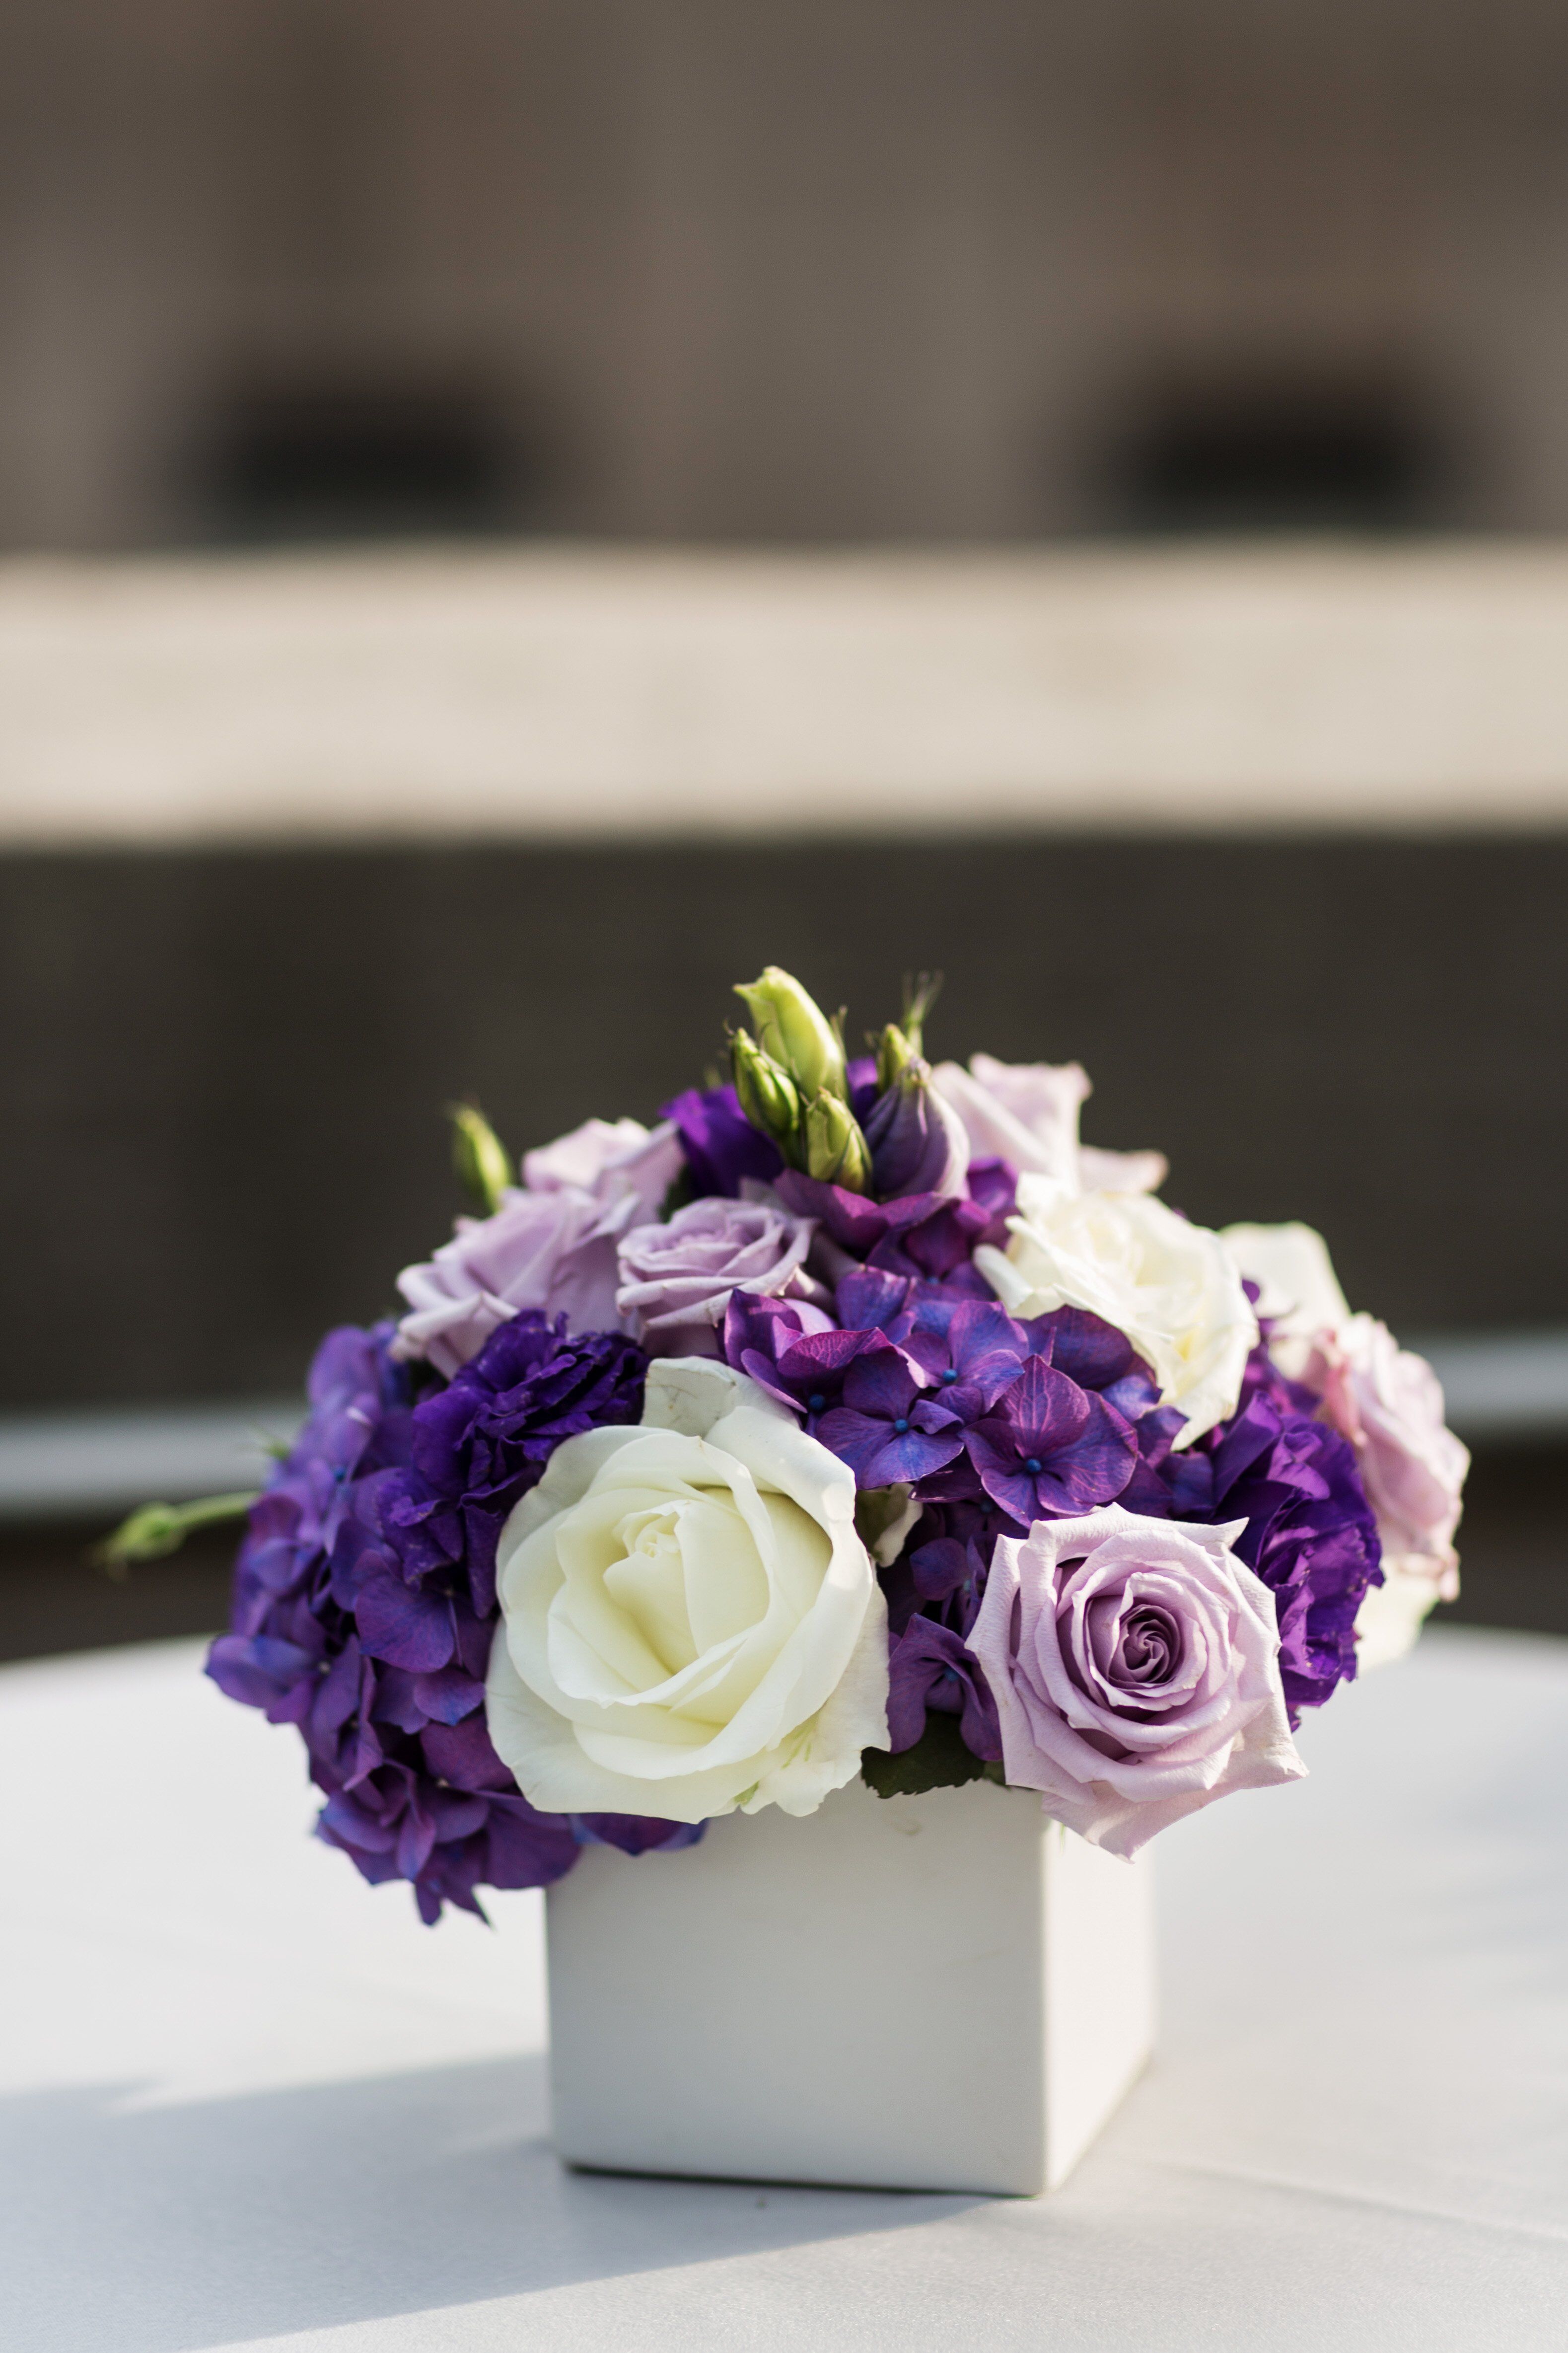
top-left (1, 2052), bottom-right (982, 2351)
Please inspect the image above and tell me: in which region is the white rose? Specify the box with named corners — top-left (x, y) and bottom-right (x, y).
top-left (976, 1175), bottom-right (1257, 1448)
top-left (930, 1052), bottom-right (1167, 1195)
top-left (485, 1361), bottom-right (889, 1824)
top-left (1221, 1222), bottom-right (1469, 1669)
top-left (1217, 1220), bottom-right (1352, 1381)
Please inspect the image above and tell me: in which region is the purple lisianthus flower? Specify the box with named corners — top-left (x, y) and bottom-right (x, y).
top-left (963, 1354), bottom-right (1140, 1523)
top-left (615, 1191), bottom-right (830, 1358)
top-left (373, 1311), bottom-right (648, 1619)
top-left (662, 1083), bottom-right (784, 1198)
top-left (1204, 1379), bottom-right (1382, 1723)
top-left (207, 1316), bottom-right (694, 1924)
top-left (862, 1058), bottom-right (970, 1200)
top-left (885, 1617), bottom-right (1003, 1760)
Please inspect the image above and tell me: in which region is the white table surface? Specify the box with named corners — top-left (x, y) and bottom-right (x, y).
top-left (3, 1625), bottom-right (1566, 2352)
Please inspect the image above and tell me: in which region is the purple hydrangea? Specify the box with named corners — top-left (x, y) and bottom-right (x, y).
top-left (208, 1315), bottom-right (698, 1923)
top-left (773, 1171), bottom-right (997, 1292)
top-left (885, 1617), bottom-right (1002, 1761)
top-left (1176, 1344), bottom-right (1383, 1722)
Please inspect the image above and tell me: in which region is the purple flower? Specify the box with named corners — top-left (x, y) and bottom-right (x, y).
top-left (861, 1059), bottom-right (970, 1200)
top-left (1135, 1340), bottom-right (1384, 1723)
top-left (885, 1617), bottom-right (1003, 1760)
top-left (1205, 1386), bottom-right (1382, 1723)
top-left (966, 1503), bottom-right (1305, 1856)
top-left (570, 1813), bottom-right (708, 1856)
top-left (816, 1347), bottom-right (966, 1486)
top-left (722, 1292), bottom-right (877, 1431)
top-left (374, 1312), bottom-right (648, 1618)
top-left (393, 1118), bottom-right (682, 1375)
top-left (662, 1084), bottom-right (784, 1198)
top-left (615, 1192), bottom-right (830, 1358)
top-left (774, 1171), bottom-right (995, 1292)
top-left (206, 1317), bottom-right (692, 1924)
top-left (963, 1355), bottom-right (1140, 1523)
top-left (901, 1297), bottom-right (1033, 1423)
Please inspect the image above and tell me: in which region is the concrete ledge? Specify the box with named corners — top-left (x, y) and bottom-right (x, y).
top-left (0, 1401), bottom-right (304, 1520)
top-left (6, 542), bottom-right (1568, 846)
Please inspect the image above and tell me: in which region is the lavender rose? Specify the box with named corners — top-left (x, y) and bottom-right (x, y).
top-left (394, 1117), bottom-right (683, 1376)
top-left (1222, 1222), bottom-right (1468, 1668)
top-left (615, 1189), bottom-right (832, 1357)
top-left (931, 1053), bottom-right (1167, 1195)
top-left (967, 1502), bottom-right (1304, 1856)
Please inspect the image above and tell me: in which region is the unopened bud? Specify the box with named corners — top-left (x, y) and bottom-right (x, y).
top-left (874, 1021), bottom-right (917, 1095)
top-left (732, 1028), bottom-right (804, 1151)
top-left (734, 967), bottom-right (848, 1103)
top-left (94, 1489), bottom-right (260, 1572)
top-left (448, 1102), bottom-right (513, 1215)
top-left (803, 1090), bottom-right (873, 1193)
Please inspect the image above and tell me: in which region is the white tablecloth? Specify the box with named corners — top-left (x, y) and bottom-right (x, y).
top-left (3, 1626), bottom-right (1566, 2352)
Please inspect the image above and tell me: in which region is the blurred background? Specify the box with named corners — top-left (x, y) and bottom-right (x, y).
top-left (2, 0), bottom-right (1565, 1659)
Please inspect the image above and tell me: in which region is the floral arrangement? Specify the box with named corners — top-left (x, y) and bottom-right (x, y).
top-left (132, 970), bottom-right (1468, 1923)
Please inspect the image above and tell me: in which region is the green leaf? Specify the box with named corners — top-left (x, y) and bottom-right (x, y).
top-left (861, 1714), bottom-right (993, 1800)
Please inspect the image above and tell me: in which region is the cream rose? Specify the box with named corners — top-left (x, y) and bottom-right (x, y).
top-left (1222, 1222), bottom-right (1469, 1668)
top-left (976, 1175), bottom-right (1257, 1448)
top-left (485, 1361), bottom-right (889, 1824)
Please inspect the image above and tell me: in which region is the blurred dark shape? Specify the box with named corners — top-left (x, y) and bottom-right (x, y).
top-left (203, 379), bottom-right (518, 543)
top-left (1114, 380), bottom-right (1430, 534)
top-left (7, 1), bottom-right (1568, 547)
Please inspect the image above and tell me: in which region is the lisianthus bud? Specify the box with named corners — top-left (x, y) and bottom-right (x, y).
top-left (732, 1028), bottom-right (804, 1152)
top-left (447, 1102), bottom-right (513, 1215)
top-left (94, 1490), bottom-right (260, 1571)
top-left (874, 1021), bottom-right (917, 1094)
top-left (803, 1090), bottom-right (873, 1193)
top-left (734, 968), bottom-right (848, 1103)
top-left (863, 1053), bottom-right (969, 1199)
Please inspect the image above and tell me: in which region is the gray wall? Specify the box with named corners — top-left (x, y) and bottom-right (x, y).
top-left (4, 833), bottom-right (1565, 1413)
top-left (7, 1), bottom-right (1568, 546)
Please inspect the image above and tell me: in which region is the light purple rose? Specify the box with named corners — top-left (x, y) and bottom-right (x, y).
top-left (394, 1117), bottom-right (684, 1377)
top-left (967, 1503), bottom-right (1304, 1856)
top-left (1311, 1318), bottom-right (1468, 1667)
top-left (614, 1189), bottom-right (833, 1358)
top-left (931, 1053), bottom-right (1167, 1195)
top-left (1220, 1223), bottom-right (1470, 1668)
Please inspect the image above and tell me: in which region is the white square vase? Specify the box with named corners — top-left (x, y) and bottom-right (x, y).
top-left (545, 1774), bottom-right (1155, 2197)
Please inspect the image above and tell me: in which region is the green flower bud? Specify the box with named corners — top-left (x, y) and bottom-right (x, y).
top-left (732, 1027), bottom-right (804, 1151)
top-left (94, 1490), bottom-right (260, 1572)
top-left (874, 1021), bottom-right (917, 1095)
top-left (734, 967), bottom-right (848, 1103)
top-left (447, 1102), bottom-right (513, 1216)
top-left (803, 1089), bottom-right (873, 1193)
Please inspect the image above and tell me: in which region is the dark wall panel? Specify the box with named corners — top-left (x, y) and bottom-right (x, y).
top-left (2, 833), bottom-right (1565, 1411)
